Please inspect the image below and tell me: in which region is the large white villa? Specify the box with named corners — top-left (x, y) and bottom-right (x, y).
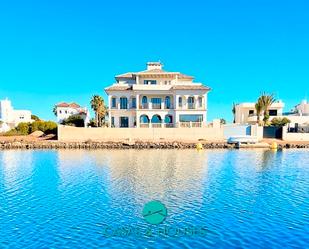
top-left (0, 98), bottom-right (32, 132)
top-left (104, 62), bottom-right (210, 128)
top-left (235, 99), bottom-right (309, 125)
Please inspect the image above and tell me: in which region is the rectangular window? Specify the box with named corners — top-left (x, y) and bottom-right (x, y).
top-left (144, 80), bottom-right (157, 85)
top-left (188, 97), bottom-right (195, 109)
top-left (249, 110), bottom-right (254, 115)
top-left (120, 117), bottom-right (129, 128)
top-left (198, 97), bottom-right (203, 107)
top-left (269, 109), bottom-right (278, 116)
top-left (151, 98), bottom-right (161, 109)
top-left (179, 115), bottom-right (203, 122)
top-left (120, 97), bottom-right (128, 109)
top-left (111, 117), bottom-right (115, 126)
top-left (132, 98), bottom-right (136, 108)
top-left (111, 98), bottom-right (116, 108)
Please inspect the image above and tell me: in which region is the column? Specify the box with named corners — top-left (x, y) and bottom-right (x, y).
top-left (136, 114), bottom-right (140, 128)
top-left (136, 94), bottom-right (140, 110)
top-left (161, 97), bottom-right (165, 110)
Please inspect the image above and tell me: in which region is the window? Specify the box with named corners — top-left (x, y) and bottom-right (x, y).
top-left (178, 97), bottom-right (182, 108)
top-left (132, 98), bottom-right (136, 108)
top-left (198, 97), bottom-right (203, 107)
top-left (111, 117), bottom-right (115, 127)
top-left (111, 97), bottom-right (116, 108)
top-left (59, 110), bottom-right (62, 114)
top-left (269, 109), bottom-right (278, 116)
top-left (179, 115), bottom-right (203, 122)
top-left (165, 96), bottom-right (171, 109)
top-left (120, 97), bottom-right (128, 109)
top-left (151, 98), bottom-right (161, 109)
top-left (188, 97), bottom-right (195, 109)
top-left (249, 110), bottom-right (254, 115)
top-left (120, 117), bottom-right (129, 127)
top-left (144, 80), bottom-right (157, 85)
top-left (142, 96), bottom-right (148, 108)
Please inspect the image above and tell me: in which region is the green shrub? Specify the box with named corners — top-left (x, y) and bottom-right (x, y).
top-left (4, 121), bottom-right (57, 136)
top-left (271, 117), bottom-right (291, 127)
top-left (61, 115), bottom-right (85, 127)
top-left (16, 122), bottom-right (31, 135)
top-left (31, 114), bottom-right (41, 121)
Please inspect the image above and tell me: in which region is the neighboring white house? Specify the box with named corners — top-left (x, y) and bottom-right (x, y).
top-left (235, 99), bottom-right (309, 125)
top-left (0, 98), bottom-right (32, 132)
top-left (104, 62), bottom-right (210, 128)
top-left (235, 100), bottom-right (284, 124)
top-left (55, 102), bottom-right (90, 127)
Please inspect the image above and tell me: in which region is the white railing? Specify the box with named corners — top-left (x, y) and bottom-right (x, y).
top-left (140, 123), bottom-right (149, 128)
top-left (152, 123), bottom-right (162, 128)
top-left (178, 122), bottom-right (203, 128)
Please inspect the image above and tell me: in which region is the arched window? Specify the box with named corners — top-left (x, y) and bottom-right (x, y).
top-left (142, 96), bottom-right (148, 109)
top-left (140, 115), bottom-right (149, 123)
top-left (165, 96), bottom-right (171, 109)
top-left (151, 115), bottom-right (162, 123)
top-left (178, 97), bottom-right (182, 108)
top-left (164, 115), bottom-right (173, 124)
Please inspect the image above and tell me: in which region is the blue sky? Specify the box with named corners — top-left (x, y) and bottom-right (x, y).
top-left (0, 0), bottom-right (309, 122)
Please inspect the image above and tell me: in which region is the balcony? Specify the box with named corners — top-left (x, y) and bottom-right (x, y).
top-left (152, 103), bottom-right (161, 109)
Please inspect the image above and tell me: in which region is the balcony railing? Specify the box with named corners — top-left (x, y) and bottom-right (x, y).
top-left (152, 103), bottom-right (161, 109)
top-left (178, 122), bottom-right (203, 128)
top-left (139, 123), bottom-right (174, 128)
top-left (188, 103), bottom-right (195, 109)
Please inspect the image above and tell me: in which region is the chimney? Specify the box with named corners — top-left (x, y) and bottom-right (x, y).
top-left (147, 62), bottom-right (163, 70)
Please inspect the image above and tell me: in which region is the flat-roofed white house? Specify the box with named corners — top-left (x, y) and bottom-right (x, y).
top-left (0, 98), bottom-right (32, 132)
top-left (235, 100), bottom-right (284, 124)
top-left (235, 99), bottom-right (309, 125)
top-left (104, 62), bottom-right (210, 128)
top-left (55, 102), bottom-right (90, 127)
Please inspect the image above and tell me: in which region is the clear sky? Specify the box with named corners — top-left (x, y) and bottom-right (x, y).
top-left (0, 0), bottom-right (309, 122)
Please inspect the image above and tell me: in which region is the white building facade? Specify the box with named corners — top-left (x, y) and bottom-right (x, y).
top-left (105, 62), bottom-right (210, 128)
top-left (235, 99), bottom-right (309, 125)
top-left (55, 102), bottom-right (90, 127)
top-left (0, 99), bottom-right (32, 132)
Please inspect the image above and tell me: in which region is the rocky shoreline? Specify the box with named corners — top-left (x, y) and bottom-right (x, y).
top-left (1, 140), bottom-right (309, 150)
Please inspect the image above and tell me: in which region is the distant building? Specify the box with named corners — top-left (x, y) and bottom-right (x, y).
top-left (55, 102), bottom-right (90, 127)
top-left (235, 99), bottom-right (309, 125)
top-left (235, 101), bottom-right (284, 124)
top-left (293, 100), bottom-right (309, 116)
top-left (104, 62), bottom-right (210, 128)
top-left (0, 98), bottom-right (32, 132)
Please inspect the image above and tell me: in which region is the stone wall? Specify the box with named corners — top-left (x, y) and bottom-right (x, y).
top-left (58, 125), bottom-right (225, 142)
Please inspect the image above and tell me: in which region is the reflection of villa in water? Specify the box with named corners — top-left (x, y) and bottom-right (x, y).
top-left (105, 62), bottom-right (210, 128)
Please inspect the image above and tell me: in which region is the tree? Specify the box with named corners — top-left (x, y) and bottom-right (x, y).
top-left (31, 114), bottom-right (41, 121)
top-left (61, 115), bottom-right (85, 127)
top-left (257, 92), bottom-right (275, 126)
top-left (90, 95), bottom-right (107, 127)
top-left (220, 118), bottom-right (226, 125)
top-left (52, 105), bottom-right (57, 116)
top-left (271, 117), bottom-right (291, 127)
top-left (255, 98), bottom-right (263, 126)
top-left (232, 103), bottom-right (236, 123)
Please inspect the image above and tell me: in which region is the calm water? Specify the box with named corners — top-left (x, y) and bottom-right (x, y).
top-left (0, 149), bottom-right (308, 249)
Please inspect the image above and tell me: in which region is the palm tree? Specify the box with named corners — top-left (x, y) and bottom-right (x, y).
top-left (255, 99), bottom-right (263, 125)
top-left (232, 102), bottom-right (236, 123)
top-left (52, 105), bottom-right (57, 116)
top-left (257, 92), bottom-right (275, 126)
top-left (90, 95), bottom-right (106, 127)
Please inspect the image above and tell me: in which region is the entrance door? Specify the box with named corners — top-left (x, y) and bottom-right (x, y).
top-left (120, 117), bottom-right (129, 128)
